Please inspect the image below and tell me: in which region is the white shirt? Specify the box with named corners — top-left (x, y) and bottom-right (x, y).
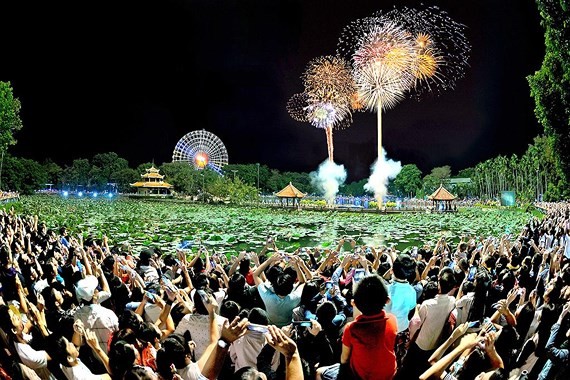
top-left (454, 292), bottom-right (475, 326)
top-left (74, 304), bottom-right (119, 354)
top-left (563, 232), bottom-right (570, 259)
top-left (173, 313), bottom-right (226, 361)
top-left (229, 330), bottom-right (267, 372)
top-left (60, 358), bottom-right (104, 380)
top-left (176, 362), bottom-right (205, 380)
top-left (14, 342), bottom-right (57, 380)
top-left (415, 294), bottom-right (456, 351)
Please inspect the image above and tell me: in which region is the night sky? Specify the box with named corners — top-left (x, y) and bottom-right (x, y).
top-left (1, 0), bottom-right (545, 182)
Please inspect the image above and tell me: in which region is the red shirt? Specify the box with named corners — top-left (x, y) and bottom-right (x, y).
top-left (342, 310), bottom-right (397, 380)
top-left (245, 270), bottom-right (255, 286)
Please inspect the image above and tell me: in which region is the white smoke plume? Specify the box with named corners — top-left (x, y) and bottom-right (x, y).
top-left (310, 160), bottom-right (347, 204)
top-left (364, 149), bottom-right (402, 205)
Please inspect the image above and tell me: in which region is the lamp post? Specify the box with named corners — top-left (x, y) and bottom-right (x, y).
top-left (256, 163), bottom-right (260, 193)
top-left (231, 170), bottom-right (238, 181)
top-left (202, 172), bottom-right (205, 202)
top-left (536, 167), bottom-right (540, 202)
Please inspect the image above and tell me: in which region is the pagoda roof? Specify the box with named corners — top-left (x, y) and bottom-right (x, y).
top-left (130, 181), bottom-right (173, 188)
top-left (141, 165), bottom-right (164, 179)
top-left (428, 184), bottom-right (456, 201)
top-left (275, 182), bottom-right (306, 198)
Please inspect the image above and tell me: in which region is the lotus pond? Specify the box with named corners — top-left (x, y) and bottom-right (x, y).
top-left (10, 195), bottom-right (538, 256)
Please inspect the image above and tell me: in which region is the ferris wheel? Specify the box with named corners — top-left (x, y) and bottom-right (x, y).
top-left (172, 129), bottom-right (229, 175)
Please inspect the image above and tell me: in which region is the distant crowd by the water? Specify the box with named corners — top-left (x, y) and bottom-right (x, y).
top-left (0, 201), bottom-right (569, 380)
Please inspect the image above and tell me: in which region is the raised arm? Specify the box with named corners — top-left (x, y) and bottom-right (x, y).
top-left (253, 253), bottom-right (279, 286)
top-left (266, 325), bottom-right (303, 380)
top-left (85, 329), bottom-right (112, 375)
top-left (420, 333), bottom-right (478, 380)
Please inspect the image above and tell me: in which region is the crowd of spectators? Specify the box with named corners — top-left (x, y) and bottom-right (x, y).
top-left (0, 202), bottom-right (569, 380)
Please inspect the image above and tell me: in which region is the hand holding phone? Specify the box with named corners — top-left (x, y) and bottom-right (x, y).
top-left (247, 323), bottom-right (269, 333)
top-left (197, 289), bottom-right (210, 304)
top-left (467, 266), bottom-right (477, 281)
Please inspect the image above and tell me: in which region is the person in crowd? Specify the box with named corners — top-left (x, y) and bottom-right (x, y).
top-left (316, 273), bottom-right (397, 380)
top-left (1, 202), bottom-right (570, 379)
top-left (395, 268), bottom-right (457, 379)
top-left (74, 274), bottom-right (119, 355)
top-left (384, 253), bottom-right (417, 367)
top-left (252, 254), bottom-right (306, 328)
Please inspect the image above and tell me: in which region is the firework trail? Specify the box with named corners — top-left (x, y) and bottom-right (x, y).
top-left (303, 55), bottom-right (355, 162)
top-left (287, 56), bottom-right (356, 203)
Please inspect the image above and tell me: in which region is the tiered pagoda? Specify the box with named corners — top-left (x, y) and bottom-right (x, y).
top-left (130, 166), bottom-right (174, 196)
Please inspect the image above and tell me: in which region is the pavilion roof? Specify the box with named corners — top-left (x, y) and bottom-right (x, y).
top-left (275, 182), bottom-right (306, 198)
top-left (428, 184), bottom-right (456, 201)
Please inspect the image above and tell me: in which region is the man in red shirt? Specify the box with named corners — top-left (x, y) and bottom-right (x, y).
top-left (317, 273), bottom-right (397, 380)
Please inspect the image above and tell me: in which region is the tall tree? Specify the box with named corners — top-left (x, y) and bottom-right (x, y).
top-left (393, 164), bottom-right (423, 198)
top-left (0, 81), bottom-right (24, 189)
top-left (528, 0), bottom-right (570, 197)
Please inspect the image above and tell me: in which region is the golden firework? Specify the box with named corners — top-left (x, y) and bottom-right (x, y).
top-left (303, 56), bottom-right (356, 109)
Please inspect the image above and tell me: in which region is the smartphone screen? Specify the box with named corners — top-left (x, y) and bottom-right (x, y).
top-left (353, 268), bottom-right (365, 283)
top-left (291, 321), bottom-right (312, 327)
top-left (247, 323), bottom-right (268, 333)
top-left (467, 266), bottom-right (477, 281)
top-left (178, 240), bottom-right (193, 250)
top-left (197, 289), bottom-right (210, 304)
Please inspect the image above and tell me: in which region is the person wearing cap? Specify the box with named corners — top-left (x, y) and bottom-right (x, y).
top-left (73, 274), bottom-right (119, 355)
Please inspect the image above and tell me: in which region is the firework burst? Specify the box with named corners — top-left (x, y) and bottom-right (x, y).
top-left (303, 55), bottom-right (355, 110)
top-left (385, 5), bottom-right (471, 99)
top-left (288, 56), bottom-right (356, 162)
top-left (286, 93), bottom-right (310, 123)
top-left (336, 5), bottom-right (470, 206)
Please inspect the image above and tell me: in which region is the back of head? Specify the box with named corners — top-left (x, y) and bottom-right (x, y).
top-left (0, 305), bottom-right (14, 337)
top-left (273, 273), bottom-right (295, 297)
top-left (156, 334), bottom-right (187, 377)
top-left (420, 280), bottom-right (439, 303)
top-left (194, 273), bottom-right (209, 290)
top-left (118, 310), bottom-right (143, 334)
top-left (102, 255), bottom-right (115, 274)
top-left (265, 265), bottom-right (282, 285)
top-left (232, 366), bottom-right (265, 380)
top-left (392, 253), bottom-right (416, 282)
top-left (462, 281), bottom-right (475, 293)
top-left (299, 281), bottom-right (320, 306)
top-left (193, 289), bottom-right (212, 315)
top-left (109, 340), bottom-right (137, 379)
top-left (316, 301), bottom-right (338, 327)
top-left (138, 248), bottom-right (153, 266)
top-left (353, 274), bottom-right (388, 315)
top-left (438, 269), bottom-right (456, 294)
top-left (123, 365), bottom-right (158, 380)
top-left (248, 307), bottom-right (269, 325)
top-left (239, 258), bottom-right (251, 276)
top-left (229, 272), bottom-right (246, 290)
top-left (220, 300), bottom-right (241, 321)
top-left (139, 322), bottom-right (161, 346)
